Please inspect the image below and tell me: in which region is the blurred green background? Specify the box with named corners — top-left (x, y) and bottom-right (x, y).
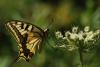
top-left (0, 0), bottom-right (100, 67)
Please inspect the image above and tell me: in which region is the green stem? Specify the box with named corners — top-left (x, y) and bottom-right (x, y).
top-left (79, 48), bottom-right (83, 67)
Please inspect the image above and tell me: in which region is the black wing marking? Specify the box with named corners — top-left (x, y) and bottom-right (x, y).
top-left (6, 20), bottom-right (44, 62)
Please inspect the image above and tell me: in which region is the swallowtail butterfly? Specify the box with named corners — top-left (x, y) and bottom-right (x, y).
top-left (6, 20), bottom-right (48, 62)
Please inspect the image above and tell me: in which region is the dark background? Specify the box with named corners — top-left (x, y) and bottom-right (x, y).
top-left (0, 0), bottom-right (100, 67)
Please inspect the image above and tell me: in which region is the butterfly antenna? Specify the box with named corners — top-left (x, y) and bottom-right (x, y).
top-left (44, 18), bottom-right (54, 31)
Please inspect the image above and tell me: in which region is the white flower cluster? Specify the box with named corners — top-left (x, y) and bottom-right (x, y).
top-left (55, 26), bottom-right (100, 51)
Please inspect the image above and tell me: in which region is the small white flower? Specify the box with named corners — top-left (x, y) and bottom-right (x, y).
top-left (54, 45), bottom-right (66, 48)
top-left (85, 31), bottom-right (93, 36)
top-left (67, 45), bottom-right (78, 51)
top-left (95, 30), bottom-right (100, 35)
top-left (58, 45), bottom-right (66, 48)
top-left (69, 33), bottom-right (78, 40)
top-left (65, 31), bottom-right (70, 37)
top-left (55, 31), bottom-right (63, 38)
top-left (93, 30), bottom-right (100, 39)
top-left (62, 37), bottom-right (67, 39)
top-left (84, 26), bottom-right (90, 32)
top-left (72, 27), bottom-right (78, 33)
top-left (84, 31), bottom-right (94, 43)
top-left (78, 31), bottom-right (84, 40)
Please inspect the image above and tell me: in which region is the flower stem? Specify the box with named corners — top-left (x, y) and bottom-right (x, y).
top-left (79, 48), bottom-right (83, 67)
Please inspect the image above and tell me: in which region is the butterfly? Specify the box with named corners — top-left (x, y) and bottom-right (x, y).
top-left (6, 20), bottom-right (48, 62)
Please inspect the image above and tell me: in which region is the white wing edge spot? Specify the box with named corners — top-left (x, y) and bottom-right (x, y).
top-left (7, 23), bottom-right (20, 42)
top-left (23, 24), bottom-right (27, 29)
top-left (17, 22), bottom-right (22, 24)
top-left (28, 25), bottom-right (32, 31)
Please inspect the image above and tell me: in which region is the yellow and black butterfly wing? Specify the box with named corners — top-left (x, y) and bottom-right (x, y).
top-left (6, 20), bottom-right (44, 62)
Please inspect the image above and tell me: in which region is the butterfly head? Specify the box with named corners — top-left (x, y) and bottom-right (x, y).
top-left (43, 29), bottom-right (49, 37)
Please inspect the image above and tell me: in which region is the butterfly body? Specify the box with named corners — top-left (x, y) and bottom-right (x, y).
top-left (6, 20), bottom-right (47, 62)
